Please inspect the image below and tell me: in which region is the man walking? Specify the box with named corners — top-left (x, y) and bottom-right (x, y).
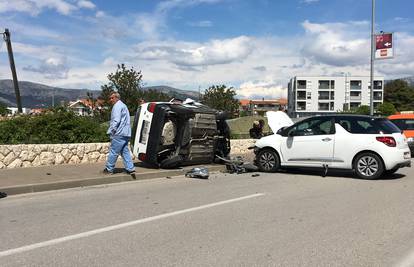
top-left (103, 92), bottom-right (135, 174)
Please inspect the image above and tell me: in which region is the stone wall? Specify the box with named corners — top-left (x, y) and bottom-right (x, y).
top-left (0, 143), bottom-right (110, 169)
top-left (0, 139), bottom-right (257, 169)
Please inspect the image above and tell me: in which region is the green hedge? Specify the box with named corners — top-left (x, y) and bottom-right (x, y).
top-left (0, 109), bottom-right (109, 144)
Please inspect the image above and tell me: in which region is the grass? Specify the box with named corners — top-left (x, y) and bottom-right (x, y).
top-left (227, 116), bottom-right (272, 138)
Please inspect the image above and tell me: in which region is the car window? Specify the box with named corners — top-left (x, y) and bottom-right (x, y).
top-left (391, 119), bottom-right (414, 131)
top-left (338, 117), bottom-right (400, 134)
top-left (290, 117), bottom-right (333, 136)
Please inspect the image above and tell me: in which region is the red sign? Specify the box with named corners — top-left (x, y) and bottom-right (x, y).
top-left (375, 32), bottom-right (393, 59)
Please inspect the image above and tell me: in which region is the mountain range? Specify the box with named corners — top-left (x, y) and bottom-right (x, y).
top-left (0, 80), bottom-right (199, 108)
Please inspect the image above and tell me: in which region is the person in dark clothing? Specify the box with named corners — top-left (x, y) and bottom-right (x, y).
top-left (249, 121), bottom-right (263, 139)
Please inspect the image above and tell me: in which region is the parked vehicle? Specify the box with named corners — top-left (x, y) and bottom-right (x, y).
top-left (254, 112), bottom-right (411, 179)
top-left (131, 100), bottom-right (230, 168)
top-left (388, 113), bottom-right (414, 155)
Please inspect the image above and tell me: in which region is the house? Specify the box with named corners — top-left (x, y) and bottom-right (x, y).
top-left (68, 100), bottom-right (92, 116)
top-left (287, 76), bottom-right (384, 118)
top-left (239, 99), bottom-right (287, 116)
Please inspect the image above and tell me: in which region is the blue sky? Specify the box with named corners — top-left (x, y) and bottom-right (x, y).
top-left (0, 0), bottom-right (413, 99)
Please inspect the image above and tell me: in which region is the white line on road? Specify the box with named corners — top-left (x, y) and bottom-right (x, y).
top-left (0, 193), bottom-right (265, 258)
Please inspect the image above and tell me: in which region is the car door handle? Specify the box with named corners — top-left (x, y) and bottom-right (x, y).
top-left (322, 137), bottom-right (332, 142)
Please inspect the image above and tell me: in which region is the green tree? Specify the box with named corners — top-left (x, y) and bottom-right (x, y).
top-left (100, 64), bottom-right (143, 113)
top-left (201, 85), bottom-right (240, 118)
top-left (0, 101), bottom-right (8, 116)
top-left (377, 102), bottom-right (397, 116)
top-left (354, 105), bottom-right (370, 115)
top-left (384, 79), bottom-right (414, 111)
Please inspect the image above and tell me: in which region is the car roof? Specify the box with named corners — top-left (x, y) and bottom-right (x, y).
top-left (304, 114), bottom-right (383, 120)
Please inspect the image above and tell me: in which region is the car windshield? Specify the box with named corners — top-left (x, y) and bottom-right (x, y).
top-left (390, 119), bottom-right (414, 131)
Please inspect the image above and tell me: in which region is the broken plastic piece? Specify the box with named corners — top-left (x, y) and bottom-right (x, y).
top-left (185, 167), bottom-right (209, 179)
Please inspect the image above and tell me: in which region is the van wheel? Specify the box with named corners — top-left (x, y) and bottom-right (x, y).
top-left (257, 149), bottom-right (280, 172)
top-left (353, 152), bottom-right (384, 180)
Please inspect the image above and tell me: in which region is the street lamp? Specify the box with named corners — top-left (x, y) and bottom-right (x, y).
top-left (369, 0), bottom-right (375, 116)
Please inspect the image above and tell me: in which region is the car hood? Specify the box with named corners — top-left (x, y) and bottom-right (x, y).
top-left (266, 111), bottom-right (294, 134)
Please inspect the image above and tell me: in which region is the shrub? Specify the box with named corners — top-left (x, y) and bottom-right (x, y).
top-left (0, 108), bottom-right (109, 144)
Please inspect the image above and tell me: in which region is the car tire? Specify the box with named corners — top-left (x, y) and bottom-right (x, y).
top-left (353, 152), bottom-right (384, 180)
top-left (256, 149), bottom-right (280, 172)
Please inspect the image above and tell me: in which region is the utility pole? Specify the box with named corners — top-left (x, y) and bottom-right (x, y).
top-left (3, 28), bottom-right (22, 113)
top-left (369, 0), bottom-right (375, 116)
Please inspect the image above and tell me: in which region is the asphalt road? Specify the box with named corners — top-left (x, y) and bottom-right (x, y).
top-left (1, 163), bottom-right (414, 267)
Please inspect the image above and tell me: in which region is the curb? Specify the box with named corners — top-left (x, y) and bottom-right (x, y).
top-left (0, 165), bottom-right (226, 196)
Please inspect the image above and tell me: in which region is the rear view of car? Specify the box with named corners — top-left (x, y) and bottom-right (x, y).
top-left (131, 101), bottom-right (230, 168)
top-left (388, 113), bottom-right (414, 155)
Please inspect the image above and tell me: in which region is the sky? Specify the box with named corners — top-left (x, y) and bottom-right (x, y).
top-left (0, 0), bottom-right (413, 99)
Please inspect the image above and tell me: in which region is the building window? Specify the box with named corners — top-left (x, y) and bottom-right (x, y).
top-left (350, 102), bottom-right (361, 109)
top-left (350, 80), bottom-right (362, 90)
top-left (350, 91), bottom-right (361, 100)
top-left (374, 91), bottom-right (382, 100)
top-left (297, 91), bottom-right (306, 100)
top-left (330, 102), bottom-right (335, 111)
top-left (318, 80), bottom-right (330, 89)
top-left (318, 102), bottom-right (329, 111)
top-left (318, 91), bottom-right (330, 100)
top-left (297, 102), bottom-right (306, 111)
top-left (374, 80), bottom-right (383, 90)
top-left (330, 91), bottom-right (335, 100)
top-left (330, 80), bottom-right (335, 89)
top-left (297, 80), bottom-right (307, 89)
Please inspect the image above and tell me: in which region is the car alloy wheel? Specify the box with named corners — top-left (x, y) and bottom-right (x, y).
top-left (354, 152), bottom-right (384, 180)
top-left (257, 149), bottom-right (280, 172)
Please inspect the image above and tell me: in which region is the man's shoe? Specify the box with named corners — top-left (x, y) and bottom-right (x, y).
top-left (125, 169), bottom-right (135, 175)
top-left (102, 168), bottom-right (113, 175)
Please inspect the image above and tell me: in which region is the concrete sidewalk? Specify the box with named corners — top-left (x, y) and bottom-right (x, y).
top-left (0, 161), bottom-right (226, 196)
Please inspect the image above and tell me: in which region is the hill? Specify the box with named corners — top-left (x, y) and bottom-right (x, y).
top-left (0, 80), bottom-right (197, 108)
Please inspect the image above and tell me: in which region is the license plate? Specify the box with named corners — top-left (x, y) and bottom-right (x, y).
top-left (140, 120), bottom-right (150, 144)
top-left (404, 152), bottom-right (411, 159)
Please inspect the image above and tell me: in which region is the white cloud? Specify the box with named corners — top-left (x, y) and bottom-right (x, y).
top-left (23, 56), bottom-right (69, 79)
top-left (77, 0), bottom-right (95, 9)
top-left (300, 20), bottom-right (370, 66)
top-left (135, 36), bottom-right (254, 67)
top-left (188, 20), bottom-right (213, 27)
top-left (0, 0), bottom-right (95, 16)
top-left (237, 79), bottom-right (287, 99)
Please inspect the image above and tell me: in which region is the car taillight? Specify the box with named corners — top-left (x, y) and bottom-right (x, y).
top-left (376, 136), bottom-right (396, 147)
top-left (147, 102), bottom-right (156, 113)
top-left (138, 153), bottom-right (147, 161)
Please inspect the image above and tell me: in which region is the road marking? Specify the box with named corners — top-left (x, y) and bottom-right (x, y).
top-left (0, 193), bottom-right (264, 258)
top-left (395, 249), bottom-right (414, 267)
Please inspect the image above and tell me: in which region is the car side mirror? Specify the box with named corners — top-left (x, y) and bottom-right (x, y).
top-left (276, 127), bottom-right (286, 136)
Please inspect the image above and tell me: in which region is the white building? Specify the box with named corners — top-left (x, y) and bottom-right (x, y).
top-left (287, 76), bottom-right (384, 118)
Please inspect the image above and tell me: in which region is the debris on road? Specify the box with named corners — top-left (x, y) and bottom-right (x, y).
top-left (217, 155), bottom-right (259, 174)
top-left (251, 174), bottom-right (260, 177)
top-left (185, 167), bottom-right (209, 179)
top-left (0, 192), bottom-right (7, 199)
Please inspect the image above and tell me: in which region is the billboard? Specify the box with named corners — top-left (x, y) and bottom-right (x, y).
top-left (375, 32), bottom-right (393, 59)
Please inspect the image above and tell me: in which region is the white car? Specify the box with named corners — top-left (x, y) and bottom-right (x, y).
top-left (253, 112), bottom-right (412, 179)
top-left (131, 101), bottom-right (230, 168)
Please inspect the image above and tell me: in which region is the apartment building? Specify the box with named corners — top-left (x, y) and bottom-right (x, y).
top-left (287, 76), bottom-right (384, 117)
